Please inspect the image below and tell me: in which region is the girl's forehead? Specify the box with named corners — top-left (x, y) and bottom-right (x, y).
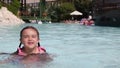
top-left (22, 29), bottom-right (37, 34)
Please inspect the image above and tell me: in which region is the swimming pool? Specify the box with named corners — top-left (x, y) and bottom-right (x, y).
top-left (0, 23), bottom-right (120, 68)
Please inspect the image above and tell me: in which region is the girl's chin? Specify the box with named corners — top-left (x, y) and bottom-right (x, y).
top-left (26, 45), bottom-right (36, 48)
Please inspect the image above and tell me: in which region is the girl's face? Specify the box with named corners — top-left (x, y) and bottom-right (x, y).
top-left (20, 28), bottom-right (39, 49)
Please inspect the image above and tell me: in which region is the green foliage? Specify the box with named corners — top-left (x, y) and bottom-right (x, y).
top-left (50, 0), bottom-right (93, 21)
top-left (0, 2), bottom-right (1, 9)
top-left (74, 0), bottom-right (93, 17)
top-left (7, 0), bottom-right (20, 15)
top-left (59, 2), bottom-right (75, 13)
top-left (0, 0), bottom-right (93, 22)
top-left (0, 1), bottom-right (5, 8)
top-left (58, 0), bottom-right (74, 2)
top-left (53, 2), bottom-right (75, 21)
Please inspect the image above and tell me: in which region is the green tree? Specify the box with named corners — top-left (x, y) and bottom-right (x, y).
top-left (39, 0), bottom-right (46, 18)
top-left (53, 2), bottom-right (75, 21)
top-left (0, 2), bottom-right (1, 8)
top-left (74, 0), bottom-right (93, 17)
top-left (58, 0), bottom-right (74, 2)
top-left (7, 0), bottom-right (20, 15)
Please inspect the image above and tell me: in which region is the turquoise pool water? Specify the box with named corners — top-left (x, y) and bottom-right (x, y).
top-left (0, 23), bottom-right (120, 68)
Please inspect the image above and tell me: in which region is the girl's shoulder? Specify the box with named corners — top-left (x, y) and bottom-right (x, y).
top-left (38, 47), bottom-right (46, 54)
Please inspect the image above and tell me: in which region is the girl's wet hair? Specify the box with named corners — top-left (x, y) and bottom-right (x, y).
top-left (20, 26), bottom-right (39, 39)
top-left (19, 26), bottom-right (40, 48)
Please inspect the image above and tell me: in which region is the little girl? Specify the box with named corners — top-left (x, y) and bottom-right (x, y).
top-left (0, 26), bottom-right (51, 64)
top-left (14, 26), bottom-right (46, 56)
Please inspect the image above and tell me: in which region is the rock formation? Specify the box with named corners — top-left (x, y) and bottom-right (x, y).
top-left (0, 7), bottom-right (25, 26)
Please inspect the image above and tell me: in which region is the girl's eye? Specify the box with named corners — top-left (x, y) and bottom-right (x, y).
top-left (22, 35), bottom-right (28, 38)
top-left (22, 35), bottom-right (37, 38)
top-left (32, 35), bottom-right (37, 38)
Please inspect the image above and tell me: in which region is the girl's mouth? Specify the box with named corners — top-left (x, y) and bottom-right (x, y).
top-left (28, 42), bottom-right (34, 45)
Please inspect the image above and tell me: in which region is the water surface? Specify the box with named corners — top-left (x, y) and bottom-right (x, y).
top-left (0, 23), bottom-right (120, 68)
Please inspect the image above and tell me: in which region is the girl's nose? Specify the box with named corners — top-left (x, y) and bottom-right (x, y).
top-left (28, 37), bottom-right (32, 40)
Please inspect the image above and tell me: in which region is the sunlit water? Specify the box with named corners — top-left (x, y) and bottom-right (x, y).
top-left (0, 23), bottom-right (120, 68)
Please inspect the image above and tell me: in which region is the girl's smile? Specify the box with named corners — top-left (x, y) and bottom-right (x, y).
top-left (27, 42), bottom-right (34, 45)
